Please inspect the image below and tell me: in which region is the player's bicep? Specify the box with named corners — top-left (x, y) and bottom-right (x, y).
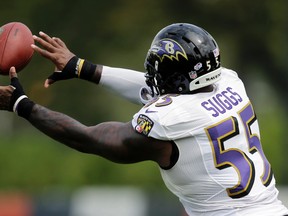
top-left (86, 121), bottom-right (170, 165)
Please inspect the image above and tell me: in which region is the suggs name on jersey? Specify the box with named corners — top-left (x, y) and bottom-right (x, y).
top-left (201, 87), bottom-right (243, 117)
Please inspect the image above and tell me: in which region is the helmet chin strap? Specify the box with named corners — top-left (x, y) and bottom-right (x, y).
top-left (189, 67), bottom-right (222, 91)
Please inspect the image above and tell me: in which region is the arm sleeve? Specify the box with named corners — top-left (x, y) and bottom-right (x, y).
top-left (99, 66), bottom-right (152, 105)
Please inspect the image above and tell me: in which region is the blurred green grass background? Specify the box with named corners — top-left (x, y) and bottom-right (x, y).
top-left (0, 0), bottom-right (287, 194)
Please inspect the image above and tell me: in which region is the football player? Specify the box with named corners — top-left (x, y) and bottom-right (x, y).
top-left (0, 23), bottom-right (287, 216)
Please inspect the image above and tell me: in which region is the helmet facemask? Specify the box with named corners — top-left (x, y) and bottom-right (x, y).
top-left (144, 60), bottom-right (160, 97)
top-left (145, 59), bottom-right (191, 96)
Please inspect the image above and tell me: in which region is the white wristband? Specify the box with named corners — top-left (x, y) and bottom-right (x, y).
top-left (13, 95), bottom-right (28, 113)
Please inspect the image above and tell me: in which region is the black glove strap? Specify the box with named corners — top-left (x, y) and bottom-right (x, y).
top-left (48, 56), bottom-right (96, 82)
top-left (47, 56), bottom-right (79, 81)
top-left (9, 77), bottom-right (35, 119)
top-left (9, 77), bottom-right (25, 111)
top-left (62, 56), bottom-right (79, 77)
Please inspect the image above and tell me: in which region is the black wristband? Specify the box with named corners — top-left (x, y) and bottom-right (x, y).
top-left (78, 60), bottom-right (97, 81)
top-left (62, 56), bottom-right (96, 81)
top-left (16, 98), bottom-right (35, 119)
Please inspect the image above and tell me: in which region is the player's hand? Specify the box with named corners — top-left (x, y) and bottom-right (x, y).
top-left (0, 67), bottom-right (23, 111)
top-left (31, 31), bottom-right (76, 87)
top-left (32, 31), bottom-right (75, 70)
top-left (0, 67), bottom-right (35, 118)
top-left (0, 82), bottom-right (14, 111)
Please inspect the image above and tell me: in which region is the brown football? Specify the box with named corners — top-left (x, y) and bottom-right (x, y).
top-left (0, 22), bottom-right (34, 75)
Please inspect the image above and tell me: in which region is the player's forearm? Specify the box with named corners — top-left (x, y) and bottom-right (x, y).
top-left (27, 104), bottom-right (141, 163)
top-left (26, 104), bottom-right (128, 159)
top-left (99, 66), bottom-right (147, 104)
top-left (28, 104), bottom-right (94, 153)
top-left (66, 57), bottom-right (147, 105)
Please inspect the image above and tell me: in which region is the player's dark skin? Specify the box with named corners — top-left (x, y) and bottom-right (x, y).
top-left (0, 31), bottom-right (174, 169)
top-left (29, 105), bottom-right (171, 166)
top-left (0, 32), bottom-right (213, 169)
top-left (0, 67), bottom-right (173, 167)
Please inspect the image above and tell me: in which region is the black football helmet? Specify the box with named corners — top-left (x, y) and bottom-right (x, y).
top-left (144, 23), bottom-right (221, 96)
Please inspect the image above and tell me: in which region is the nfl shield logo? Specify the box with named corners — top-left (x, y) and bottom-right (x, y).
top-left (189, 71), bottom-right (198, 79)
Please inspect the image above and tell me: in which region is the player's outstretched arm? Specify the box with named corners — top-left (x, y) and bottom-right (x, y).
top-left (32, 32), bottom-right (149, 105)
top-left (28, 105), bottom-right (171, 166)
top-left (0, 67), bottom-right (172, 167)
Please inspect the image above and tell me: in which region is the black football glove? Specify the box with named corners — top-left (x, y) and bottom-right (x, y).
top-left (46, 56), bottom-right (96, 87)
top-left (9, 76), bottom-right (35, 119)
top-left (47, 56), bottom-right (79, 81)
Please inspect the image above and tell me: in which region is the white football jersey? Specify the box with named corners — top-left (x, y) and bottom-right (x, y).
top-left (132, 68), bottom-right (288, 216)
